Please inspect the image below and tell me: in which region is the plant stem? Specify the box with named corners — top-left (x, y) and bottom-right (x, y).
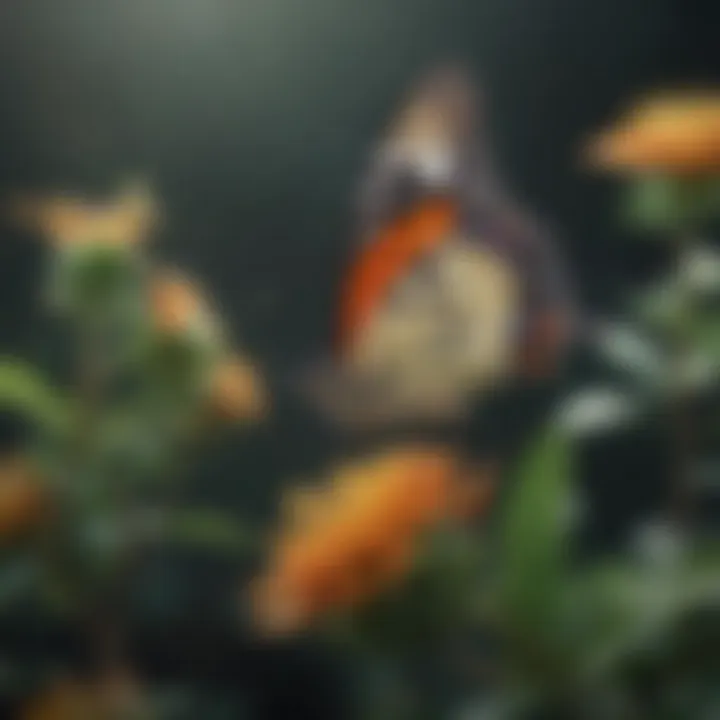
top-left (669, 234), bottom-right (696, 529)
top-left (73, 316), bottom-right (130, 678)
top-left (75, 318), bottom-right (106, 455)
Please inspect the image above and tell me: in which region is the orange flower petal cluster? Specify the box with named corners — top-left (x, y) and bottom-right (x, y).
top-left (208, 355), bottom-right (268, 422)
top-left (251, 445), bottom-right (475, 636)
top-left (7, 182), bottom-right (158, 248)
top-left (21, 679), bottom-right (97, 720)
top-left (150, 269), bottom-right (269, 422)
top-left (0, 456), bottom-right (47, 541)
top-left (586, 90), bottom-right (720, 175)
top-left (21, 672), bottom-right (143, 720)
top-left (149, 269), bottom-right (215, 337)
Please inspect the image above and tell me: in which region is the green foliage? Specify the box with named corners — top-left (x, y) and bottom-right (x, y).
top-left (0, 203), bottom-right (258, 641)
top-left (1, 161), bottom-right (717, 717)
top-left (0, 359), bottom-right (70, 433)
top-left (573, 549), bottom-right (720, 681)
top-left (496, 429), bottom-right (573, 644)
top-left (144, 331), bottom-right (219, 413)
top-left (517, 187), bottom-right (720, 713)
top-left (460, 441), bottom-right (718, 718)
top-left (335, 407), bottom-right (719, 718)
top-left (690, 309), bottom-right (720, 367)
top-left (624, 175), bottom-right (720, 233)
top-left (335, 522), bottom-right (486, 656)
top-left (48, 244), bottom-right (146, 320)
top-left (557, 386), bottom-right (643, 438)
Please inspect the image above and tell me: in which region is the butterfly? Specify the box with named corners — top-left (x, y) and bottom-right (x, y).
top-left (302, 65), bottom-right (576, 433)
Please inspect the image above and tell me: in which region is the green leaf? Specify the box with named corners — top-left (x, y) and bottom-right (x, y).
top-left (624, 176), bottom-right (684, 232)
top-left (691, 315), bottom-right (720, 364)
top-left (93, 409), bottom-right (185, 485)
top-left (680, 243), bottom-right (720, 296)
top-left (592, 323), bottom-right (667, 386)
top-left (48, 243), bottom-right (145, 320)
top-left (693, 177), bottom-right (720, 224)
top-left (145, 333), bottom-right (217, 407)
top-left (624, 175), bottom-right (720, 233)
top-left (576, 551), bottom-right (720, 679)
top-left (497, 429), bottom-right (574, 641)
top-left (0, 359), bottom-right (69, 431)
top-left (556, 387), bottom-right (643, 437)
top-left (632, 279), bottom-right (685, 332)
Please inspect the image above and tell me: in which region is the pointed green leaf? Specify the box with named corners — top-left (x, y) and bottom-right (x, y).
top-left (593, 323), bottom-right (667, 385)
top-left (498, 429), bottom-right (574, 639)
top-left (557, 387), bottom-right (643, 437)
top-left (0, 359), bottom-right (69, 432)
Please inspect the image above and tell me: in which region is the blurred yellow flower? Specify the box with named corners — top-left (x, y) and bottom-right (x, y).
top-left (250, 445), bottom-right (487, 636)
top-left (585, 90), bottom-right (720, 175)
top-left (21, 672), bottom-right (144, 720)
top-left (0, 456), bottom-right (47, 541)
top-left (208, 355), bottom-right (268, 422)
top-left (150, 269), bottom-right (269, 423)
top-left (7, 181), bottom-right (158, 248)
top-left (149, 269), bottom-right (218, 338)
top-left (21, 679), bottom-right (97, 720)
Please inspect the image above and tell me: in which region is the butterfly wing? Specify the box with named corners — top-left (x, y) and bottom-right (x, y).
top-left (300, 63), bottom-right (575, 432)
top-left (302, 229), bottom-right (520, 430)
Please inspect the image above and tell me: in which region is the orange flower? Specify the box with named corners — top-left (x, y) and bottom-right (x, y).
top-left (21, 672), bottom-right (144, 720)
top-left (208, 355), bottom-right (268, 422)
top-left (149, 269), bottom-right (218, 338)
top-left (21, 679), bottom-right (97, 720)
top-left (585, 90), bottom-right (720, 175)
top-left (149, 270), bottom-right (269, 423)
top-left (250, 445), bottom-right (479, 636)
top-left (7, 181), bottom-right (158, 248)
top-left (0, 456), bottom-right (47, 541)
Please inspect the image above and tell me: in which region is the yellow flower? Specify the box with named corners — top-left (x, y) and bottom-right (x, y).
top-left (250, 445), bottom-right (476, 636)
top-left (21, 679), bottom-right (98, 720)
top-left (7, 181), bottom-right (158, 248)
top-left (585, 90), bottom-right (720, 175)
top-left (149, 269), bottom-right (218, 338)
top-left (208, 355), bottom-right (268, 422)
top-left (21, 672), bottom-right (144, 720)
top-left (0, 456), bottom-right (47, 541)
top-left (149, 269), bottom-right (268, 423)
